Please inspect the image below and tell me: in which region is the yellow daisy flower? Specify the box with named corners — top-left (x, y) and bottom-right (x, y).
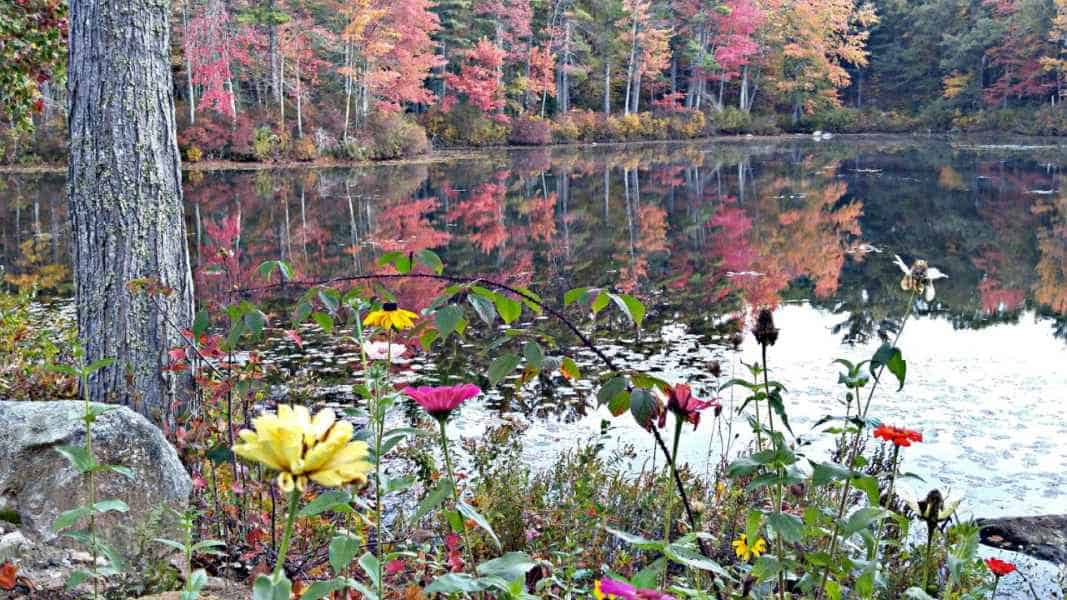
top-left (234, 405), bottom-right (372, 492)
top-left (363, 302), bottom-right (418, 331)
top-left (731, 533), bottom-right (767, 562)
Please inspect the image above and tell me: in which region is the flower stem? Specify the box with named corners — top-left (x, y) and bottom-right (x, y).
top-left (922, 529), bottom-right (935, 592)
top-left (991, 576), bottom-right (1000, 599)
top-left (661, 417), bottom-right (683, 586)
top-left (272, 488), bottom-right (300, 580)
top-left (760, 343), bottom-right (786, 600)
top-left (439, 417), bottom-right (474, 570)
top-left (815, 290), bottom-right (917, 600)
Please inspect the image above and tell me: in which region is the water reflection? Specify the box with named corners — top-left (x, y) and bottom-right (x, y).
top-left (4, 137), bottom-right (1065, 344)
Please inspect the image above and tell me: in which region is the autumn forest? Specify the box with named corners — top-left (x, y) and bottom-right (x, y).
top-left (9, 0), bottom-right (1067, 165)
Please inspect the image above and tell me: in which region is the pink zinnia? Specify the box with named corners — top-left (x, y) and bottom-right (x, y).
top-left (402, 384), bottom-right (481, 419)
top-left (658, 383), bottom-right (719, 429)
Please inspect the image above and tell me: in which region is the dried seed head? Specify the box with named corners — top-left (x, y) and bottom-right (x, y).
top-left (753, 309), bottom-right (779, 346)
top-left (709, 360), bottom-right (722, 378)
top-left (729, 332), bottom-right (744, 350)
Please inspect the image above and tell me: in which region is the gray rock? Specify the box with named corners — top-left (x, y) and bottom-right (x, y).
top-left (0, 400), bottom-right (192, 555)
top-left (978, 515), bottom-right (1067, 564)
top-left (0, 530), bottom-right (30, 562)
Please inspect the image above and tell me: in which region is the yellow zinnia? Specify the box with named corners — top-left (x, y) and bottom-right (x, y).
top-left (363, 302), bottom-right (418, 331)
top-left (234, 405), bottom-right (371, 492)
top-left (731, 533), bottom-right (767, 562)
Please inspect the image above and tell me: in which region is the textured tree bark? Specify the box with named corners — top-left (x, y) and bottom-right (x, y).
top-left (67, 0), bottom-right (194, 428)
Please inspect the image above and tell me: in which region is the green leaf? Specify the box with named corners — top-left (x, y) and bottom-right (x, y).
top-left (560, 357), bottom-right (580, 380)
top-left (85, 357), bottom-right (115, 373)
top-left (412, 479), bottom-right (453, 523)
top-left (311, 311), bottom-right (334, 334)
top-left (488, 353), bottom-right (521, 386)
top-left (55, 445), bottom-right (96, 473)
top-left (851, 475), bottom-right (881, 505)
top-left (93, 499), bottom-right (129, 514)
top-left (205, 444), bottom-right (233, 465)
top-left (591, 292), bottom-right (610, 314)
top-left (301, 578), bottom-right (348, 600)
top-left (252, 573), bottom-right (293, 600)
top-left (596, 376), bottom-right (627, 406)
top-left (476, 552), bottom-right (537, 582)
top-left (193, 310), bottom-right (210, 338)
top-left (870, 343), bottom-right (907, 391)
top-left (663, 544), bottom-right (732, 579)
top-left (378, 251), bottom-right (411, 274)
top-left (318, 288), bottom-right (341, 314)
top-left (298, 490), bottom-right (352, 517)
top-left (605, 526), bottom-right (664, 550)
top-left (563, 287), bottom-right (590, 306)
top-left (751, 556), bottom-right (782, 581)
top-left (746, 509), bottom-right (763, 546)
top-left (424, 573), bottom-right (488, 594)
top-left (244, 310), bottom-right (267, 336)
top-left (811, 461), bottom-right (854, 487)
top-left (359, 552), bottom-right (381, 590)
top-left (467, 294), bottom-right (497, 325)
top-left (631, 557), bottom-right (665, 589)
top-left (628, 388), bottom-right (657, 430)
top-left (523, 341), bottom-right (544, 369)
top-left (327, 534), bottom-right (361, 575)
top-left (457, 499), bottom-right (501, 550)
top-left (53, 506), bottom-right (90, 532)
top-left (66, 569), bottom-right (92, 590)
top-left (842, 507), bottom-right (888, 538)
top-left (494, 294), bottom-right (522, 324)
top-left (189, 569), bottom-right (208, 592)
top-left (767, 512), bottom-right (805, 543)
top-left (610, 293), bottom-right (646, 327)
top-left (415, 249), bottom-right (444, 274)
top-left (434, 305), bottom-right (464, 339)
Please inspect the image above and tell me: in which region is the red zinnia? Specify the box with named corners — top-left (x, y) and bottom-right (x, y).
top-left (658, 383), bottom-right (720, 429)
top-left (985, 557), bottom-right (1016, 577)
top-left (873, 424), bottom-right (923, 447)
top-left (402, 384), bottom-right (481, 420)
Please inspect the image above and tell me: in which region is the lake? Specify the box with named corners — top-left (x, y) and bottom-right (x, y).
top-left (3, 134), bottom-right (1067, 528)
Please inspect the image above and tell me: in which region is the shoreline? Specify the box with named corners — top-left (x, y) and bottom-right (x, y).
top-left (4, 131), bottom-right (1067, 174)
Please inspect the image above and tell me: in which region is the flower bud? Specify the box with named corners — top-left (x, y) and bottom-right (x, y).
top-left (753, 309), bottom-right (779, 346)
top-left (709, 360), bottom-right (722, 378)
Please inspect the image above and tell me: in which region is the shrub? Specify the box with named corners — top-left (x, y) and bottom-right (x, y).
top-left (184, 145), bottom-right (203, 163)
top-left (507, 114), bottom-right (553, 145)
top-left (362, 110), bottom-right (430, 159)
top-left (800, 106), bottom-right (860, 133)
top-left (666, 109), bottom-right (707, 138)
top-left (422, 105), bottom-right (507, 147)
top-left (551, 114), bottom-right (581, 143)
top-left (252, 126), bottom-right (278, 161)
top-left (710, 106), bottom-right (753, 134)
top-left (291, 136), bottom-right (318, 161)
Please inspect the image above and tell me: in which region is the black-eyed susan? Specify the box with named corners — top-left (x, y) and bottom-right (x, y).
top-left (233, 405), bottom-right (371, 492)
top-left (363, 302), bottom-right (418, 330)
top-left (731, 533), bottom-right (767, 562)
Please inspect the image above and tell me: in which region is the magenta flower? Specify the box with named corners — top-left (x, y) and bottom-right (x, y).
top-left (637, 591), bottom-right (676, 600)
top-left (658, 383), bottom-right (719, 429)
top-left (595, 578), bottom-right (637, 599)
top-left (402, 384), bottom-right (481, 419)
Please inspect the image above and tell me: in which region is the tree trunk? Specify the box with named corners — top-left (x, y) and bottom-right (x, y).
top-left (183, 0), bottom-right (195, 124)
top-left (269, 1), bottom-right (280, 113)
top-left (603, 61), bottom-right (612, 114)
top-left (295, 59), bottom-right (303, 138)
top-left (67, 0), bottom-right (194, 427)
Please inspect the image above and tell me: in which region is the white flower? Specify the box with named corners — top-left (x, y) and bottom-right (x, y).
top-left (893, 255), bottom-right (947, 301)
top-left (362, 340), bottom-right (409, 363)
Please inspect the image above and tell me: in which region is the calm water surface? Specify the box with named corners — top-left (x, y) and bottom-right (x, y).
top-left (3, 135), bottom-right (1067, 527)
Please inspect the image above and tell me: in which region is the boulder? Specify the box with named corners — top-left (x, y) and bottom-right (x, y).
top-left (0, 400), bottom-right (192, 556)
top-left (978, 515), bottom-right (1067, 564)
